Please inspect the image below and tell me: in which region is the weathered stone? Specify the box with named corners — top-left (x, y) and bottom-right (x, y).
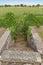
top-left (41, 63), bottom-right (43, 65)
top-left (0, 62), bottom-right (1, 65)
top-left (30, 27), bottom-right (43, 55)
top-left (23, 63), bottom-right (32, 65)
top-left (33, 63), bottom-right (40, 65)
top-left (0, 29), bottom-right (12, 54)
top-left (1, 62), bottom-right (8, 65)
top-left (0, 50), bottom-right (41, 64)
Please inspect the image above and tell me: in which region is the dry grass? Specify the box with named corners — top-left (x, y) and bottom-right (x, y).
top-left (0, 7), bottom-right (42, 17)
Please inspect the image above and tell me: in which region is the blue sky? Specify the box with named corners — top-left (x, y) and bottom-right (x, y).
top-left (0, 0), bottom-right (43, 5)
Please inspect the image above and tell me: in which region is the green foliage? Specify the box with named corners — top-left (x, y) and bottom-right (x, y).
top-left (36, 23), bottom-right (40, 28)
top-left (20, 4), bottom-right (24, 7)
top-left (24, 14), bottom-right (41, 27)
top-left (10, 26), bottom-right (17, 40)
top-left (0, 18), bottom-right (3, 27)
top-left (3, 12), bottom-right (16, 28)
top-left (36, 4), bottom-right (40, 7)
top-left (22, 17), bottom-right (29, 40)
top-left (27, 27), bottom-right (32, 38)
top-left (36, 16), bottom-right (43, 25)
top-left (22, 23), bottom-right (28, 39)
top-left (0, 12), bottom-right (43, 40)
top-left (5, 4), bottom-right (11, 7)
top-left (2, 12), bottom-right (17, 40)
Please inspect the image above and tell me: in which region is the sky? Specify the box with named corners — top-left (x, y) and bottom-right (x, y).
top-left (0, 0), bottom-right (43, 5)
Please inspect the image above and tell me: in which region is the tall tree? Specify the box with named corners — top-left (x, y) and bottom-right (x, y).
top-left (36, 4), bottom-right (40, 7)
top-left (20, 4), bottom-right (24, 7)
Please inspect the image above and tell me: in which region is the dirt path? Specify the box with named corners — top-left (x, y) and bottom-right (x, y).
top-left (10, 35), bottom-right (33, 51)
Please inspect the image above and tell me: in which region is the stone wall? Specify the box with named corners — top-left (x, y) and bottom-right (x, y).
top-left (0, 29), bottom-right (12, 55)
top-left (29, 27), bottom-right (43, 55)
top-left (0, 27), bottom-right (43, 65)
top-left (27, 27), bottom-right (43, 65)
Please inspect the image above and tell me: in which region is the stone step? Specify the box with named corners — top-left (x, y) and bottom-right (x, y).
top-left (1, 61), bottom-right (41, 65)
top-left (16, 35), bottom-right (26, 42)
top-left (1, 62), bottom-right (32, 65)
top-left (1, 62), bottom-right (40, 65)
top-left (8, 63), bottom-right (32, 65)
top-left (14, 41), bottom-right (27, 47)
top-left (9, 47), bottom-right (33, 51)
top-left (0, 50), bottom-right (41, 63)
top-left (16, 38), bottom-right (25, 42)
top-left (23, 64), bottom-right (32, 65)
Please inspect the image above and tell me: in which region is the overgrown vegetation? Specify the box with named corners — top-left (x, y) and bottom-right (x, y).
top-left (0, 12), bottom-right (43, 40)
top-left (4, 12), bottom-right (16, 28)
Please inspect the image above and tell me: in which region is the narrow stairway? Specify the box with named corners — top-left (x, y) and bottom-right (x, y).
top-left (10, 35), bottom-right (33, 51)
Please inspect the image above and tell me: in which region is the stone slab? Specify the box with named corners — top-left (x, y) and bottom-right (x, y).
top-left (0, 30), bottom-right (10, 54)
top-left (23, 64), bottom-right (32, 65)
top-left (0, 50), bottom-right (41, 63)
top-left (30, 27), bottom-right (43, 55)
top-left (41, 63), bottom-right (43, 65)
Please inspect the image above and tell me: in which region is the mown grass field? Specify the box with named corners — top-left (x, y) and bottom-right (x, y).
top-left (0, 7), bottom-right (43, 17)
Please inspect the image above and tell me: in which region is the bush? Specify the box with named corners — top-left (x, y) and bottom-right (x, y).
top-left (3, 12), bottom-right (17, 40)
top-left (24, 14), bottom-right (41, 27)
top-left (27, 27), bottom-right (32, 38)
top-left (0, 13), bottom-right (42, 40)
top-left (4, 12), bottom-right (16, 28)
top-left (10, 26), bottom-right (17, 40)
top-left (22, 17), bottom-right (29, 40)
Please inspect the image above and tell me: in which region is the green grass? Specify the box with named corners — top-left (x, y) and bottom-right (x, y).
top-left (0, 7), bottom-right (43, 39)
top-left (0, 7), bottom-right (43, 17)
top-left (36, 16), bottom-right (43, 26)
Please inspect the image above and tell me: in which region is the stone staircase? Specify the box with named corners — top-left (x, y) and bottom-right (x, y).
top-left (0, 32), bottom-right (42, 65)
top-left (10, 35), bottom-right (33, 51)
top-left (0, 49), bottom-right (41, 65)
